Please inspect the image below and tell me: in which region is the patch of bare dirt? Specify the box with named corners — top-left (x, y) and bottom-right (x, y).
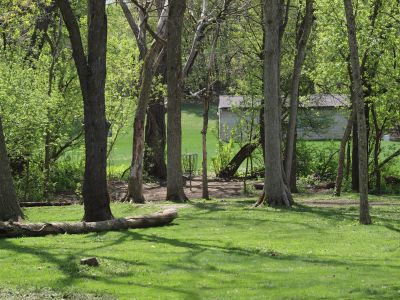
top-left (109, 177), bottom-right (249, 202)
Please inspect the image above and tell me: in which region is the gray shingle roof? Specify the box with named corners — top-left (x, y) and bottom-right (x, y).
top-left (219, 94), bottom-right (349, 109)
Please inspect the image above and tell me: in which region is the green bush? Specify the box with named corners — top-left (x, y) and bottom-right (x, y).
top-left (296, 141), bottom-right (339, 182)
top-left (212, 139), bottom-right (235, 175)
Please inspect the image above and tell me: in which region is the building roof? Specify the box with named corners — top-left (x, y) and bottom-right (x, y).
top-left (218, 95), bottom-right (260, 109)
top-left (219, 94), bottom-right (349, 109)
top-left (301, 94), bottom-right (349, 108)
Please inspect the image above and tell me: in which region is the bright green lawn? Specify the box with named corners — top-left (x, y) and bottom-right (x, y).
top-left (1, 196), bottom-right (400, 299)
top-left (107, 103), bottom-right (219, 169)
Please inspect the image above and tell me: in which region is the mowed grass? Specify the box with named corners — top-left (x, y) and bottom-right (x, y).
top-left (1, 196), bottom-right (400, 299)
top-left (107, 103), bottom-right (219, 169)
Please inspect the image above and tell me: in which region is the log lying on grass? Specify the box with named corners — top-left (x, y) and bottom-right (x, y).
top-left (20, 202), bottom-right (75, 207)
top-left (0, 209), bottom-right (177, 238)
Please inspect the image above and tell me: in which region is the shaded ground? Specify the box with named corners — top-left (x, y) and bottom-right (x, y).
top-left (109, 177), bottom-right (247, 202)
top-left (2, 200), bottom-right (400, 299)
top-left (49, 177), bottom-right (400, 208)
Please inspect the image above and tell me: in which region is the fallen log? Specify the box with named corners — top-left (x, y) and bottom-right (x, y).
top-left (20, 202), bottom-right (75, 207)
top-left (0, 209), bottom-right (177, 238)
top-left (217, 143), bottom-right (258, 179)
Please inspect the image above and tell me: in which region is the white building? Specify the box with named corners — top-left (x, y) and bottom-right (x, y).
top-left (218, 94), bottom-right (350, 141)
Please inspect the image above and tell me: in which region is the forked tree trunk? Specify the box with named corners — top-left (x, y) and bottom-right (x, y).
top-left (166, 0), bottom-right (188, 202)
top-left (261, 0), bottom-right (292, 207)
top-left (126, 2), bottom-right (169, 203)
top-left (284, 0), bottom-right (314, 186)
top-left (334, 109), bottom-right (355, 196)
top-left (0, 209), bottom-right (177, 238)
top-left (57, 0), bottom-right (112, 221)
top-left (343, 0), bottom-right (372, 225)
top-left (0, 117), bottom-right (23, 222)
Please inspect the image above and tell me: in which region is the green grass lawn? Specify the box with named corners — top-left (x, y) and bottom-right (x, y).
top-left (1, 196), bottom-right (400, 299)
top-left (107, 103), bottom-right (219, 170)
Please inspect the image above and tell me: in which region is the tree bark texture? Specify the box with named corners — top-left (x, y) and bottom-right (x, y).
top-left (57, 0), bottom-right (112, 221)
top-left (0, 209), bottom-right (177, 238)
top-left (0, 117), bottom-right (23, 222)
top-left (284, 0), bottom-right (314, 185)
top-left (144, 54), bottom-right (167, 181)
top-left (126, 2), bottom-right (169, 203)
top-left (166, 0), bottom-right (188, 202)
top-left (262, 0), bottom-right (292, 207)
top-left (118, 0), bottom-right (168, 182)
top-left (127, 42), bottom-right (164, 203)
top-left (343, 0), bottom-right (372, 224)
top-left (201, 22), bottom-right (220, 200)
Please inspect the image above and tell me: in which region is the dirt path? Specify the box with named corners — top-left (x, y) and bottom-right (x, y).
top-left (110, 177), bottom-right (248, 202)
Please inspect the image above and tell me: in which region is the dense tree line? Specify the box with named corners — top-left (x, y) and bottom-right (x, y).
top-left (0, 0), bottom-right (399, 224)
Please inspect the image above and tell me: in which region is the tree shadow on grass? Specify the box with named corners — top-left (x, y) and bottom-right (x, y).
top-left (1, 223), bottom-right (400, 299)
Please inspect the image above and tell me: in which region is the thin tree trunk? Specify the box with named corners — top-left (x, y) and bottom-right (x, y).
top-left (346, 138), bottom-right (351, 180)
top-left (284, 0), bottom-right (314, 186)
top-left (352, 118), bottom-right (359, 191)
top-left (289, 130), bottom-right (298, 193)
top-left (261, 0), bottom-right (292, 207)
top-left (127, 41), bottom-right (164, 203)
top-left (0, 117), bottom-right (23, 222)
top-left (201, 94), bottom-right (210, 199)
top-left (371, 105), bottom-right (382, 192)
top-left (57, 0), bottom-right (112, 221)
top-left (343, 0), bottom-right (371, 224)
top-left (334, 109), bottom-right (355, 196)
top-left (166, 0), bottom-right (188, 202)
top-left (201, 22), bottom-right (219, 200)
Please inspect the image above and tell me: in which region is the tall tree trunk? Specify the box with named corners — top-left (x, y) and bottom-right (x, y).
top-left (166, 0), bottom-right (188, 202)
top-left (127, 42), bottom-right (164, 203)
top-left (126, 2), bottom-right (169, 203)
top-left (57, 0), bottom-right (112, 221)
top-left (201, 22), bottom-right (220, 200)
top-left (261, 0), bottom-right (292, 207)
top-left (119, 0), bottom-right (168, 182)
top-left (0, 117), bottom-right (23, 222)
top-left (284, 0), bottom-right (314, 186)
top-left (144, 96), bottom-right (167, 180)
top-left (144, 53), bottom-right (167, 181)
top-left (343, 0), bottom-right (372, 225)
top-left (201, 94), bottom-right (210, 199)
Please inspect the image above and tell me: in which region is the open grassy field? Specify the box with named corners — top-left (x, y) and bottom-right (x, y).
top-left (107, 103), bottom-right (220, 170)
top-left (1, 196), bottom-right (400, 299)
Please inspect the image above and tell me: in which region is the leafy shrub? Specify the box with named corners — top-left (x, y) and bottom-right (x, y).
top-left (296, 141), bottom-right (339, 182)
top-left (212, 139), bottom-right (235, 175)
